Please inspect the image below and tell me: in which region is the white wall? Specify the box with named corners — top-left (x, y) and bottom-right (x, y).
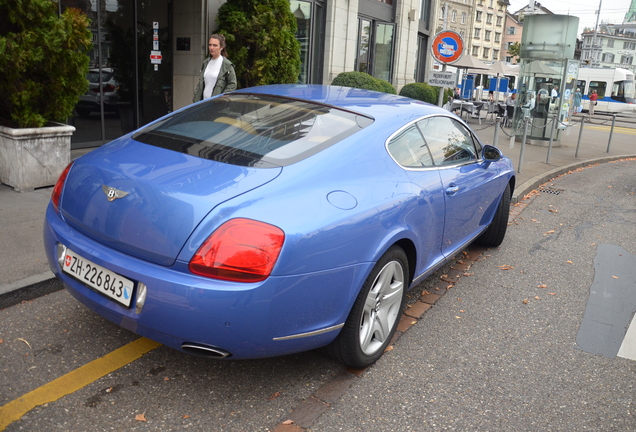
top-left (172, 0), bottom-right (207, 111)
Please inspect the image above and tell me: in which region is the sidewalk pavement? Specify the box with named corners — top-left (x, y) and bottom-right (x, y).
top-left (1, 116), bottom-right (635, 303)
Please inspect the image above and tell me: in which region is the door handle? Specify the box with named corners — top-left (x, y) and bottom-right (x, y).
top-left (446, 185), bottom-right (460, 195)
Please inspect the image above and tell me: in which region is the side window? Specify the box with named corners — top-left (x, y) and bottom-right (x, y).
top-left (417, 116), bottom-right (479, 166)
top-left (589, 81), bottom-right (607, 99)
top-left (387, 124), bottom-right (434, 168)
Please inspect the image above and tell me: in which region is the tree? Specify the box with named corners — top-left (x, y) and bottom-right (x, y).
top-left (215, 0), bottom-right (301, 88)
top-left (0, 0), bottom-right (92, 128)
top-left (507, 42), bottom-right (521, 64)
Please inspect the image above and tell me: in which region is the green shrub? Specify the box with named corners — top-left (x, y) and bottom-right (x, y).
top-left (331, 71), bottom-right (395, 93)
top-left (0, 0), bottom-right (92, 128)
top-left (216, 0), bottom-right (301, 88)
top-left (376, 79), bottom-right (397, 95)
top-left (399, 83), bottom-right (455, 105)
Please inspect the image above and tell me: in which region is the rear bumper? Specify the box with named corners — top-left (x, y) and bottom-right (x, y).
top-left (44, 203), bottom-right (369, 359)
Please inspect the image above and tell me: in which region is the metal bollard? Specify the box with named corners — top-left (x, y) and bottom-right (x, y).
top-left (493, 116), bottom-right (500, 148)
top-left (517, 117), bottom-right (529, 174)
top-left (606, 114), bottom-right (616, 153)
top-left (546, 116), bottom-right (558, 164)
top-left (575, 116), bottom-right (585, 158)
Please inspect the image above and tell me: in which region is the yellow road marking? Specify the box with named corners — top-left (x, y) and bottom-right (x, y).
top-left (0, 337), bottom-right (161, 430)
top-left (585, 125), bottom-right (636, 135)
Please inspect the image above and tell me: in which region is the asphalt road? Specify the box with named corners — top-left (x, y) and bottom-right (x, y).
top-left (1, 159), bottom-right (635, 431)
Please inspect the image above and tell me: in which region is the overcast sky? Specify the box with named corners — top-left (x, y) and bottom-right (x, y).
top-left (507, 0), bottom-right (634, 35)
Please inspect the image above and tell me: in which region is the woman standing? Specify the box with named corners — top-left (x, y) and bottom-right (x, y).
top-left (193, 34), bottom-right (237, 102)
top-left (573, 88), bottom-right (582, 114)
top-left (588, 90), bottom-right (598, 118)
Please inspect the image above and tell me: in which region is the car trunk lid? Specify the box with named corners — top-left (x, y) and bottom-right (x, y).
top-left (60, 141), bottom-right (281, 266)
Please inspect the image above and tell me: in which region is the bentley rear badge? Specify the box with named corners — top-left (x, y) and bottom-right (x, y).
top-left (102, 185), bottom-right (130, 202)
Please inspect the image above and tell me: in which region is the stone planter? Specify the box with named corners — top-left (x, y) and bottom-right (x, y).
top-left (0, 123), bottom-right (74, 192)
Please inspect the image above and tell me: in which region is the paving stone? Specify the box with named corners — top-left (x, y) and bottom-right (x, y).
top-left (404, 301), bottom-right (431, 318)
top-left (313, 371), bottom-right (358, 404)
top-left (288, 396), bottom-right (330, 428)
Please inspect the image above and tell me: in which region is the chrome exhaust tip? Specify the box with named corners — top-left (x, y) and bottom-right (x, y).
top-left (181, 343), bottom-right (231, 358)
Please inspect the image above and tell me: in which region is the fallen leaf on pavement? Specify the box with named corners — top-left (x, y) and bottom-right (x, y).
top-left (15, 338), bottom-right (31, 349)
top-left (135, 413), bottom-right (147, 422)
top-left (282, 420), bottom-right (294, 425)
top-left (537, 284), bottom-right (547, 288)
top-left (612, 276), bottom-right (619, 279)
top-left (548, 293), bottom-right (556, 295)
top-left (499, 265), bottom-right (514, 270)
top-left (523, 299), bottom-right (529, 304)
top-left (269, 391), bottom-right (281, 400)
top-left (544, 230), bottom-right (555, 235)
top-left (535, 296), bottom-right (541, 300)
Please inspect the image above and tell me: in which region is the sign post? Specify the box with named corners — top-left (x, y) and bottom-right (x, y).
top-left (430, 30), bottom-right (464, 107)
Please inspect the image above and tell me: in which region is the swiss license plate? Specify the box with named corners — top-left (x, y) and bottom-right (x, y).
top-left (62, 247), bottom-right (135, 307)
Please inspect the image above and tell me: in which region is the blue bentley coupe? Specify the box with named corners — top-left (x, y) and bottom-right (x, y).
top-left (44, 85), bottom-right (515, 368)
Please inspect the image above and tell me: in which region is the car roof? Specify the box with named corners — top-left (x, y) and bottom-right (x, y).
top-left (231, 84), bottom-right (447, 121)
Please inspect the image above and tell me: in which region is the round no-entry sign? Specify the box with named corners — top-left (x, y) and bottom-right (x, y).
top-left (431, 31), bottom-right (464, 64)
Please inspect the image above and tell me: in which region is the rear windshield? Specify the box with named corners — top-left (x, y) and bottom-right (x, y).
top-left (132, 94), bottom-right (373, 167)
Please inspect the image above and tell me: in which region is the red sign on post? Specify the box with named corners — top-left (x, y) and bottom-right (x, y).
top-left (431, 31), bottom-right (464, 64)
top-left (150, 51), bottom-right (162, 64)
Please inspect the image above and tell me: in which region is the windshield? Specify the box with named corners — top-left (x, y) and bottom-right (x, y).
top-left (133, 94), bottom-right (373, 167)
top-left (611, 79), bottom-right (635, 103)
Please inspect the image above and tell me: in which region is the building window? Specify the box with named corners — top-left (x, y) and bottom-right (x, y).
top-left (355, 19), bottom-right (395, 82)
top-left (493, 49), bottom-right (499, 60)
top-left (439, 6), bottom-right (445, 19)
top-left (474, 28), bottom-right (481, 39)
top-left (476, 11), bottom-right (482, 22)
top-left (291, 0), bottom-right (325, 84)
top-left (602, 53), bottom-right (614, 62)
top-left (486, 14), bottom-right (493, 24)
top-left (506, 27), bottom-right (515, 35)
top-left (621, 55), bottom-right (633, 65)
top-left (462, 12), bottom-right (467, 24)
top-left (483, 47), bottom-right (490, 58)
top-left (485, 30), bottom-right (491, 41)
top-left (472, 46), bottom-right (480, 56)
top-left (451, 10), bottom-right (456, 22)
top-left (495, 32), bottom-right (501, 43)
top-left (415, 34), bottom-right (427, 82)
top-left (496, 16), bottom-right (502, 26)
top-left (420, 0), bottom-right (429, 27)
top-left (505, 55), bottom-right (512, 62)
top-left (607, 39), bottom-right (614, 48)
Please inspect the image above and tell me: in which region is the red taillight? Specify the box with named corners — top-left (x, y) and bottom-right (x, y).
top-left (51, 162), bottom-right (73, 211)
top-left (189, 218), bottom-right (285, 282)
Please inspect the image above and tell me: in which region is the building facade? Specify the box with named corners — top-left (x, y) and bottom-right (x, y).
top-left (470, 0), bottom-right (509, 62)
top-left (580, 23), bottom-right (636, 72)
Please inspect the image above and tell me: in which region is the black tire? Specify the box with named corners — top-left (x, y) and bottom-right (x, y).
top-left (323, 246), bottom-right (408, 368)
top-left (476, 183), bottom-right (511, 247)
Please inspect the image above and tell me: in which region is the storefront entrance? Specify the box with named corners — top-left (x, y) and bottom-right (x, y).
top-left (63, 0), bottom-right (173, 149)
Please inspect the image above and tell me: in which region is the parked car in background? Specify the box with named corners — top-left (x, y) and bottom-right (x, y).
top-left (75, 68), bottom-right (120, 117)
top-left (45, 84), bottom-right (516, 368)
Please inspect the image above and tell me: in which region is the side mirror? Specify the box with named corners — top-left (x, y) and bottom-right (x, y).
top-left (482, 145), bottom-right (502, 162)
